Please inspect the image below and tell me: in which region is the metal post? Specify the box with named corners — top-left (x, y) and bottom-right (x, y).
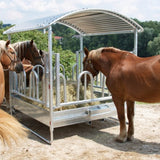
top-left (48, 25), bottom-right (54, 143)
top-left (43, 28), bottom-right (46, 34)
top-left (134, 29), bottom-right (138, 56)
top-left (8, 34), bottom-right (11, 41)
top-left (80, 35), bottom-right (83, 52)
top-left (44, 53), bottom-right (49, 107)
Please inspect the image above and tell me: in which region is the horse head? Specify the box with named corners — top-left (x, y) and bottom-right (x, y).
top-left (81, 47), bottom-right (99, 85)
top-left (0, 40), bottom-right (23, 73)
top-left (26, 40), bottom-right (44, 66)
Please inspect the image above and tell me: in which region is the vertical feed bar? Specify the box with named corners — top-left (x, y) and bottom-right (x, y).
top-left (80, 35), bottom-right (83, 72)
top-left (76, 51), bottom-right (79, 80)
top-left (44, 53), bottom-right (49, 106)
top-left (55, 53), bottom-right (61, 107)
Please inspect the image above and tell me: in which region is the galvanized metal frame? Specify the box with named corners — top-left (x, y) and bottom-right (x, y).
top-left (10, 52), bottom-right (114, 144)
top-left (4, 8), bottom-right (143, 144)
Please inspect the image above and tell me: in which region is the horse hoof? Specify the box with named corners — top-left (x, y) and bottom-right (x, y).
top-left (115, 136), bottom-right (127, 143)
top-left (127, 136), bottom-right (134, 141)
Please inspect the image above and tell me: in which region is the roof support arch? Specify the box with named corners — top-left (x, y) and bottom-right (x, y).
top-left (4, 8), bottom-right (143, 35)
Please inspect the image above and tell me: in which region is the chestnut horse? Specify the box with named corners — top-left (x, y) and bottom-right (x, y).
top-left (4, 40), bottom-right (44, 105)
top-left (0, 40), bottom-right (27, 146)
top-left (83, 47), bottom-right (160, 142)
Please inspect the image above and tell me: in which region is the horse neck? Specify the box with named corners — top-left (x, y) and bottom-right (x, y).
top-left (94, 52), bottom-right (122, 77)
top-left (0, 62), bottom-right (4, 104)
top-left (13, 42), bottom-right (30, 61)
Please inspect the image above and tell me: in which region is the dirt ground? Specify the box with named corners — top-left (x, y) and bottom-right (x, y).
top-left (0, 103), bottom-right (160, 160)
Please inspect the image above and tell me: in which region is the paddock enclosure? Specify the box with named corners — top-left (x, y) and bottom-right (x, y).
top-left (4, 8), bottom-right (143, 144)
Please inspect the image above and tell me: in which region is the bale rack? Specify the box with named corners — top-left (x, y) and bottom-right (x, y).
top-left (4, 8), bottom-right (143, 144)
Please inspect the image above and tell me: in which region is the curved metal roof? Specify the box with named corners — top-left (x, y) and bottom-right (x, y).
top-left (4, 8), bottom-right (143, 35)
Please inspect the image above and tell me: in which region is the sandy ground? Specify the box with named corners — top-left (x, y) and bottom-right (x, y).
top-left (0, 103), bottom-right (160, 160)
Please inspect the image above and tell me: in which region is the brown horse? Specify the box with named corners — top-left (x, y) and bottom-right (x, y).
top-left (0, 40), bottom-right (27, 146)
top-left (12, 40), bottom-right (44, 66)
top-left (4, 40), bottom-right (44, 104)
top-left (82, 47), bottom-right (160, 142)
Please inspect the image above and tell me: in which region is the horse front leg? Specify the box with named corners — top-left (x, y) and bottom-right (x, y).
top-left (127, 100), bottom-right (135, 141)
top-left (112, 96), bottom-right (127, 142)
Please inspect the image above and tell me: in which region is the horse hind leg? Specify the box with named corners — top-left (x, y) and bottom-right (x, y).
top-left (127, 100), bottom-right (135, 141)
top-left (112, 96), bottom-right (127, 142)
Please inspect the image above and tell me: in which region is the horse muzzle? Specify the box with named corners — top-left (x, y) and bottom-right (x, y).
top-left (15, 62), bottom-right (24, 73)
top-left (9, 62), bottom-right (24, 73)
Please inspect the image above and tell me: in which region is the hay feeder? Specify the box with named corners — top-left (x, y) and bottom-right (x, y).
top-left (4, 8), bottom-right (143, 144)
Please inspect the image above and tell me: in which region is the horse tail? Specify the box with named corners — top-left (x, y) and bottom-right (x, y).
top-left (0, 109), bottom-right (28, 146)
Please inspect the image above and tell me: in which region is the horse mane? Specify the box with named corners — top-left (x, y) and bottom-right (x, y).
top-left (0, 41), bottom-right (7, 57)
top-left (90, 47), bottom-right (130, 60)
top-left (101, 47), bottom-right (122, 53)
top-left (0, 40), bottom-right (16, 56)
top-left (102, 47), bottom-right (135, 59)
top-left (12, 40), bottom-right (37, 59)
top-left (12, 41), bottom-right (27, 51)
top-left (12, 40), bottom-right (36, 49)
top-left (90, 47), bottom-right (105, 58)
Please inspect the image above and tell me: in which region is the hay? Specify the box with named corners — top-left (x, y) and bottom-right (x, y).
top-left (54, 81), bottom-right (100, 110)
top-left (24, 81), bottom-right (100, 111)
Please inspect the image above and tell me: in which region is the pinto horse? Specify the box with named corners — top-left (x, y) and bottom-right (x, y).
top-left (4, 40), bottom-right (44, 104)
top-left (82, 47), bottom-right (160, 142)
top-left (0, 40), bottom-right (27, 146)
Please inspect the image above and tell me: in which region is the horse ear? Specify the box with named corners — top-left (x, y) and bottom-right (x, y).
top-left (84, 47), bottom-right (89, 57)
top-left (102, 48), bottom-right (108, 53)
top-left (39, 50), bottom-right (44, 57)
top-left (101, 49), bottom-right (105, 53)
top-left (30, 39), bottom-right (33, 45)
top-left (6, 40), bottom-right (10, 47)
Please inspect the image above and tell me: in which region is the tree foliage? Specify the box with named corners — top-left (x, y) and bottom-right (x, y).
top-left (147, 34), bottom-right (160, 56)
top-left (52, 49), bottom-right (76, 79)
top-left (1, 19), bottom-right (160, 61)
top-left (0, 21), bottom-right (3, 29)
top-left (138, 27), bottom-right (155, 57)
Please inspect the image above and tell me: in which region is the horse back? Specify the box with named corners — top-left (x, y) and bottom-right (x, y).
top-left (107, 53), bottom-right (160, 103)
